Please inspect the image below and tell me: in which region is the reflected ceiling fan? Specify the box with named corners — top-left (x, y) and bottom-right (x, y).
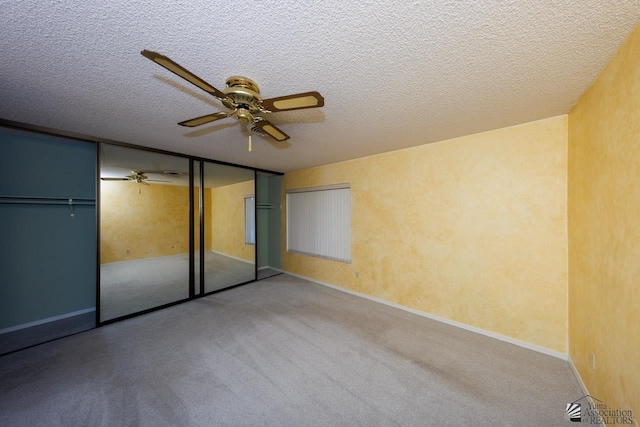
top-left (100, 171), bottom-right (171, 185)
top-left (141, 49), bottom-right (324, 144)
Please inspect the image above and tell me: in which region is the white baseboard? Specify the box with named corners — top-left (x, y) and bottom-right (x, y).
top-left (283, 271), bottom-right (568, 360)
top-left (568, 356), bottom-right (590, 397)
top-left (0, 307), bottom-right (96, 335)
top-left (209, 250), bottom-right (254, 265)
top-left (258, 266), bottom-right (284, 272)
top-left (102, 251), bottom-right (256, 266)
top-left (567, 357), bottom-right (607, 426)
top-left (100, 252), bottom-right (189, 266)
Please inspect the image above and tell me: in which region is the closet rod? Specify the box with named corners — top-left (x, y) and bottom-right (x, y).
top-left (0, 195), bottom-right (95, 206)
top-left (0, 200), bottom-right (95, 205)
top-left (0, 195), bottom-right (95, 201)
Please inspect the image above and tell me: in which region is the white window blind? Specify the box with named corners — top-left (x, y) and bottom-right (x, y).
top-left (245, 196), bottom-right (255, 245)
top-left (286, 184), bottom-right (351, 263)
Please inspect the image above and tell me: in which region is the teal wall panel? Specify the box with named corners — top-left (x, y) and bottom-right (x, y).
top-left (0, 127), bottom-right (96, 329)
top-left (256, 174), bottom-right (270, 268)
top-left (256, 174), bottom-right (282, 270)
top-left (0, 127), bottom-right (95, 198)
top-left (267, 175), bottom-right (282, 269)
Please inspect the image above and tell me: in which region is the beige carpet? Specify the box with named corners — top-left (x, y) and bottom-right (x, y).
top-left (100, 251), bottom-right (255, 321)
top-left (0, 274), bottom-right (582, 426)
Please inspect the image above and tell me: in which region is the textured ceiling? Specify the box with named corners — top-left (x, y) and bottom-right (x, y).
top-left (1, 1), bottom-right (638, 173)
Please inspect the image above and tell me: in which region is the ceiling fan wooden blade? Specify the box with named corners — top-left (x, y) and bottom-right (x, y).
top-left (262, 91), bottom-right (324, 112)
top-left (141, 50), bottom-right (226, 99)
top-left (100, 177), bottom-right (130, 181)
top-left (254, 120), bottom-right (290, 141)
top-left (178, 112), bottom-right (231, 127)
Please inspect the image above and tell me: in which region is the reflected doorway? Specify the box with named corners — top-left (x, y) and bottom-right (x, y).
top-left (196, 161), bottom-right (256, 293)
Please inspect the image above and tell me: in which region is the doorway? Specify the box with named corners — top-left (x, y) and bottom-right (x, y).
top-left (256, 172), bottom-right (282, 280)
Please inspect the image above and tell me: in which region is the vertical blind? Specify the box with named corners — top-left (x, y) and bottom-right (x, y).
top-left (286, 184), bottom-right (351, 263)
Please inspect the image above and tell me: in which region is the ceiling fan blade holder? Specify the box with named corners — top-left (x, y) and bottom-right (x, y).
top-left (262, 91), bottom-right (324, 112)
top-left (178, 112), bottom-right (231, 127)
top-left (247, 121), bottom-right (267, 136)
top-left (141, 50), bottom-right (227, 99)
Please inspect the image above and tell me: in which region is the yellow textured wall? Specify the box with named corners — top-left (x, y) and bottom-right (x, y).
top-left (100, 182), bottom-right (189, 263)
top-left (568, 23), bottom-right (640, 418)
top-left (210, 180), bottom-right (255, 263)
top-left (283, 116), bottom-right (568, 352)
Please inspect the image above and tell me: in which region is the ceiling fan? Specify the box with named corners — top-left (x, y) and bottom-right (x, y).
top-left (141, 49), bottom-right (324, 143)
top-left (100, 171), bottom-right (171, 185)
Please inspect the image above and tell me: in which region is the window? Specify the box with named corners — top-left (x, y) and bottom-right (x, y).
top-left (286, 184), bottom-right (351, 263)
top-left (244, 195), bottom-right (255, 245)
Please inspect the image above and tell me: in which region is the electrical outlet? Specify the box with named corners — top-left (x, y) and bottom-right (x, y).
top-left (590, 351), bottom-right (596, 370)
top-left (355, 272), bottom-right (359, 278)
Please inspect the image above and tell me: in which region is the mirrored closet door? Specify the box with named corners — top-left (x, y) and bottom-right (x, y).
top-left (99, 144), bottom-right (190, 322)
top-left (198, 161), bottom-right (256, 293)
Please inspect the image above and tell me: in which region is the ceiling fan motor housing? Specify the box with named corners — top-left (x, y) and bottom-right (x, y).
top-left (222, 76), bottom-right (264, 114)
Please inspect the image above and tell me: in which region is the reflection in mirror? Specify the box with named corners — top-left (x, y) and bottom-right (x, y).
top-left (99, 144), bottom-right (190, 321)
top-left (203, 162), bottom-right (255, 292)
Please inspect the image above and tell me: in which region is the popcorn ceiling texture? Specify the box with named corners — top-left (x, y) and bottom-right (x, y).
top-left (0, 1), bottom-right (638, 172)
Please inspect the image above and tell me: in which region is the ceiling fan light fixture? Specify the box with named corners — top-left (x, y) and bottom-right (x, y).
top-left (236, 108), bottom-right (252, 122)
